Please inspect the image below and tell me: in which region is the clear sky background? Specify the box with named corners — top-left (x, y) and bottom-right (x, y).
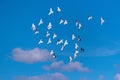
top-left (0, 0), bottom-right (120, 80)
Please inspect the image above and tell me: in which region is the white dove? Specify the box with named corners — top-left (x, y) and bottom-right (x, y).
top-left (74, 53), bottom-right (77, 59)
top-left (34, 30), bottom-right (39, 35)
top-left (60, 19), bottom-right (64, 24)
top-left (64, 20), bottom-right (68, 25)
top-left (61, 45), bottom-right (65, 51)
top-left (47, 38), bottom-right (52, 44)
top-left (101, 17), bottom-right (104, 25)
top-left (75, 43), bottom-right (79, 49)
top-left (64, 40), bottom-right (68, 46)
top-left (57, 39), bottom-right (63, 45)
top-left (88, 16), bottom-right (93, 21)
top-left (46, 31), bottom-right (50, 38)
top-left (74, 50), bottom-right (79, 59)
top-left (69, 56), bottom-right (73, 62)
top-left (38, 39), bottom-right (43, 44)
top-left (57, 6), bottom-right (61, 13)
top-left (53, 33), bottom-right (57, 39)
top-left (47, 22), bottom-right (52, 30)
top-left (78, 23), bottom-right (82, 30)
top-left (50, 50), bottom-right (54, 55)
top-left (72, 34), bottom-right (76, 40)
top-left (32, 23), bottom-right (36, 31)
top-left (48, 8), bottom-right (54, 16)
top-left (75, 20), bottom-right (79, 26)
top-left (38, 19), bottom-right (43, 26)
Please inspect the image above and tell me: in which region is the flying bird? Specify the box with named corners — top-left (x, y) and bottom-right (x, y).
top-left (72, 34), bottom-right (76, 40)
top-left (64, 20), bottom-right (68, 25)
top-left (60, 19), bottom-right (64, 24)
top-left (32, 23), bottom-right (36, 31)
top-left (61, 45), bottom-right (65, 51)
top-left (50, 50), bottom-right (56, 59)
top-left (48, 8), bottom-right (54, 16)
top-left (78, 36), bottom-right (81, 42)
top-left (75, 20), bottom-right (79, 26)
top-left (57, 39), bottom-right (63, 45)
top-left (101, 17), bottom-right (104, 25)
top-left (50, 50), bottom-right (54, 55)
top-left (69, 56), bottom-right (73, 62)
top-left (34, 29), bottom-right (39, 35)
top-left (47, 22), bottom-right (52, 30)
top-left (80, 48), bottom-right (84, 53)
top-left (57, 6), bottom-right (61, 13)
top-left (38, 19), bottom-right (43, 26)
top-left (88, 16), bottom-right (93, 21)
top-left (46, 31), bottom-right (50, 38)
top-left (75, 43), bottom-right (79, 49)
top-left (53, 33), bottom-right (57, 39)
top-left (64, 40), bottom-right (68, 46)
top-left (74, 50), bottom-right (79, 59)
top-left (78, 23), bottom-right (82, 30)
top-left (52, 54), bottom-right (56, 59)
top-left (47, 38), bottom-right (52, 44)
top-left (38, 39), bottom-right (43, 44)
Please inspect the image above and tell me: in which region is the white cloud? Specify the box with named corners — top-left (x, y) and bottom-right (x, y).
top-left (115, 73), bottom-right (120, 80)
top-left (84, 47), bottom-right (120, 57)
top-left (43, 61), bottom-right (90, 72)
top-left (12, 48), bottom-right (53, 63)
top-left (14, 73), bottom-right (68, 80)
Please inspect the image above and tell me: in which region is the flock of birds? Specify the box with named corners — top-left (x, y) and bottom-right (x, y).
top-left (31, 6), bottom-right (105, 62)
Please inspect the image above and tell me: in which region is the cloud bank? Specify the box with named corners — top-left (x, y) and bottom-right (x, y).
top-left (14, 73), bottom-right (68, 80)
top-left (12, 48), bottom-right (53, 63)
top-left (43, 61), bottom-right (90, 72)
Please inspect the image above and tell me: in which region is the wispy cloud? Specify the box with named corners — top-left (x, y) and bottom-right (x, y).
top-left (43, 61), bottom-right (90, 72)
top-left (14, 73), bottom-right (68, 80)
top-left (115, 73), bottom-right (120, 80)
top-left (12, 48), bottom-right (53, 64)
top-left (83, 47), bottom-right (120, 57)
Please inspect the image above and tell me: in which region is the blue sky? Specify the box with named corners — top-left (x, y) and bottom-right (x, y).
top-left (1, 0), bottom-right (120, 80)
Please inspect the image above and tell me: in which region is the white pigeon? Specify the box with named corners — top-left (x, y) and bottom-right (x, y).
top-left (47, 22), bottom-right (52, 30)
top-left (75, 20), bottom-right (79, 26)
top-left (61, 45), bottom-right (65, 51)
top-left (78, 23), bottom-right (82, 30)
top-left (75, 43), bottom-right (79, 49)
top-left (57, 6), bottom-right (61, 13)
top-left (64, 40), bottom-right (68, 46)
top-left (74, 50), bottom-right (79, 59)
top-left (75, 50), bottom-right (79, 54)
top-left (38, 19), bottom-right (43, 26)
top-left (57, 39), bottom-right (63, 45)
top-left (72, 34), bottom-right (76, 40)
top-left (60, 19), bottom-right (64, 24)
top-left (38, 39), bottom-right (43, 44)
top-left (52, 55), bottom-right (56, 59)
top-left (64, 20), bottom-right (68, 25)
top-left (78, 36), bottom-right (81, 42)
top-left (46, 31), bottom-right (50, 37)
top-left (47, 38), bottom-right (52, 44)
top-left (48, 8), bottom-right (54, 16)
top-left (53, 33), bottom-right (57, 39)
top-left (32, 23), bottom-right (36, 31)
top-left (50, 50), bottom-right (54, 55)
top-left (34, 30), bottom-right (39, 35)
top-left (101, 17), bottom-right (104, 25)
top-left (69, 56), bottom-right (73, 62)
top-left (74, 53), bottom-right (77, 59)
top-left (88, 16), bottom-right (93, 21)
